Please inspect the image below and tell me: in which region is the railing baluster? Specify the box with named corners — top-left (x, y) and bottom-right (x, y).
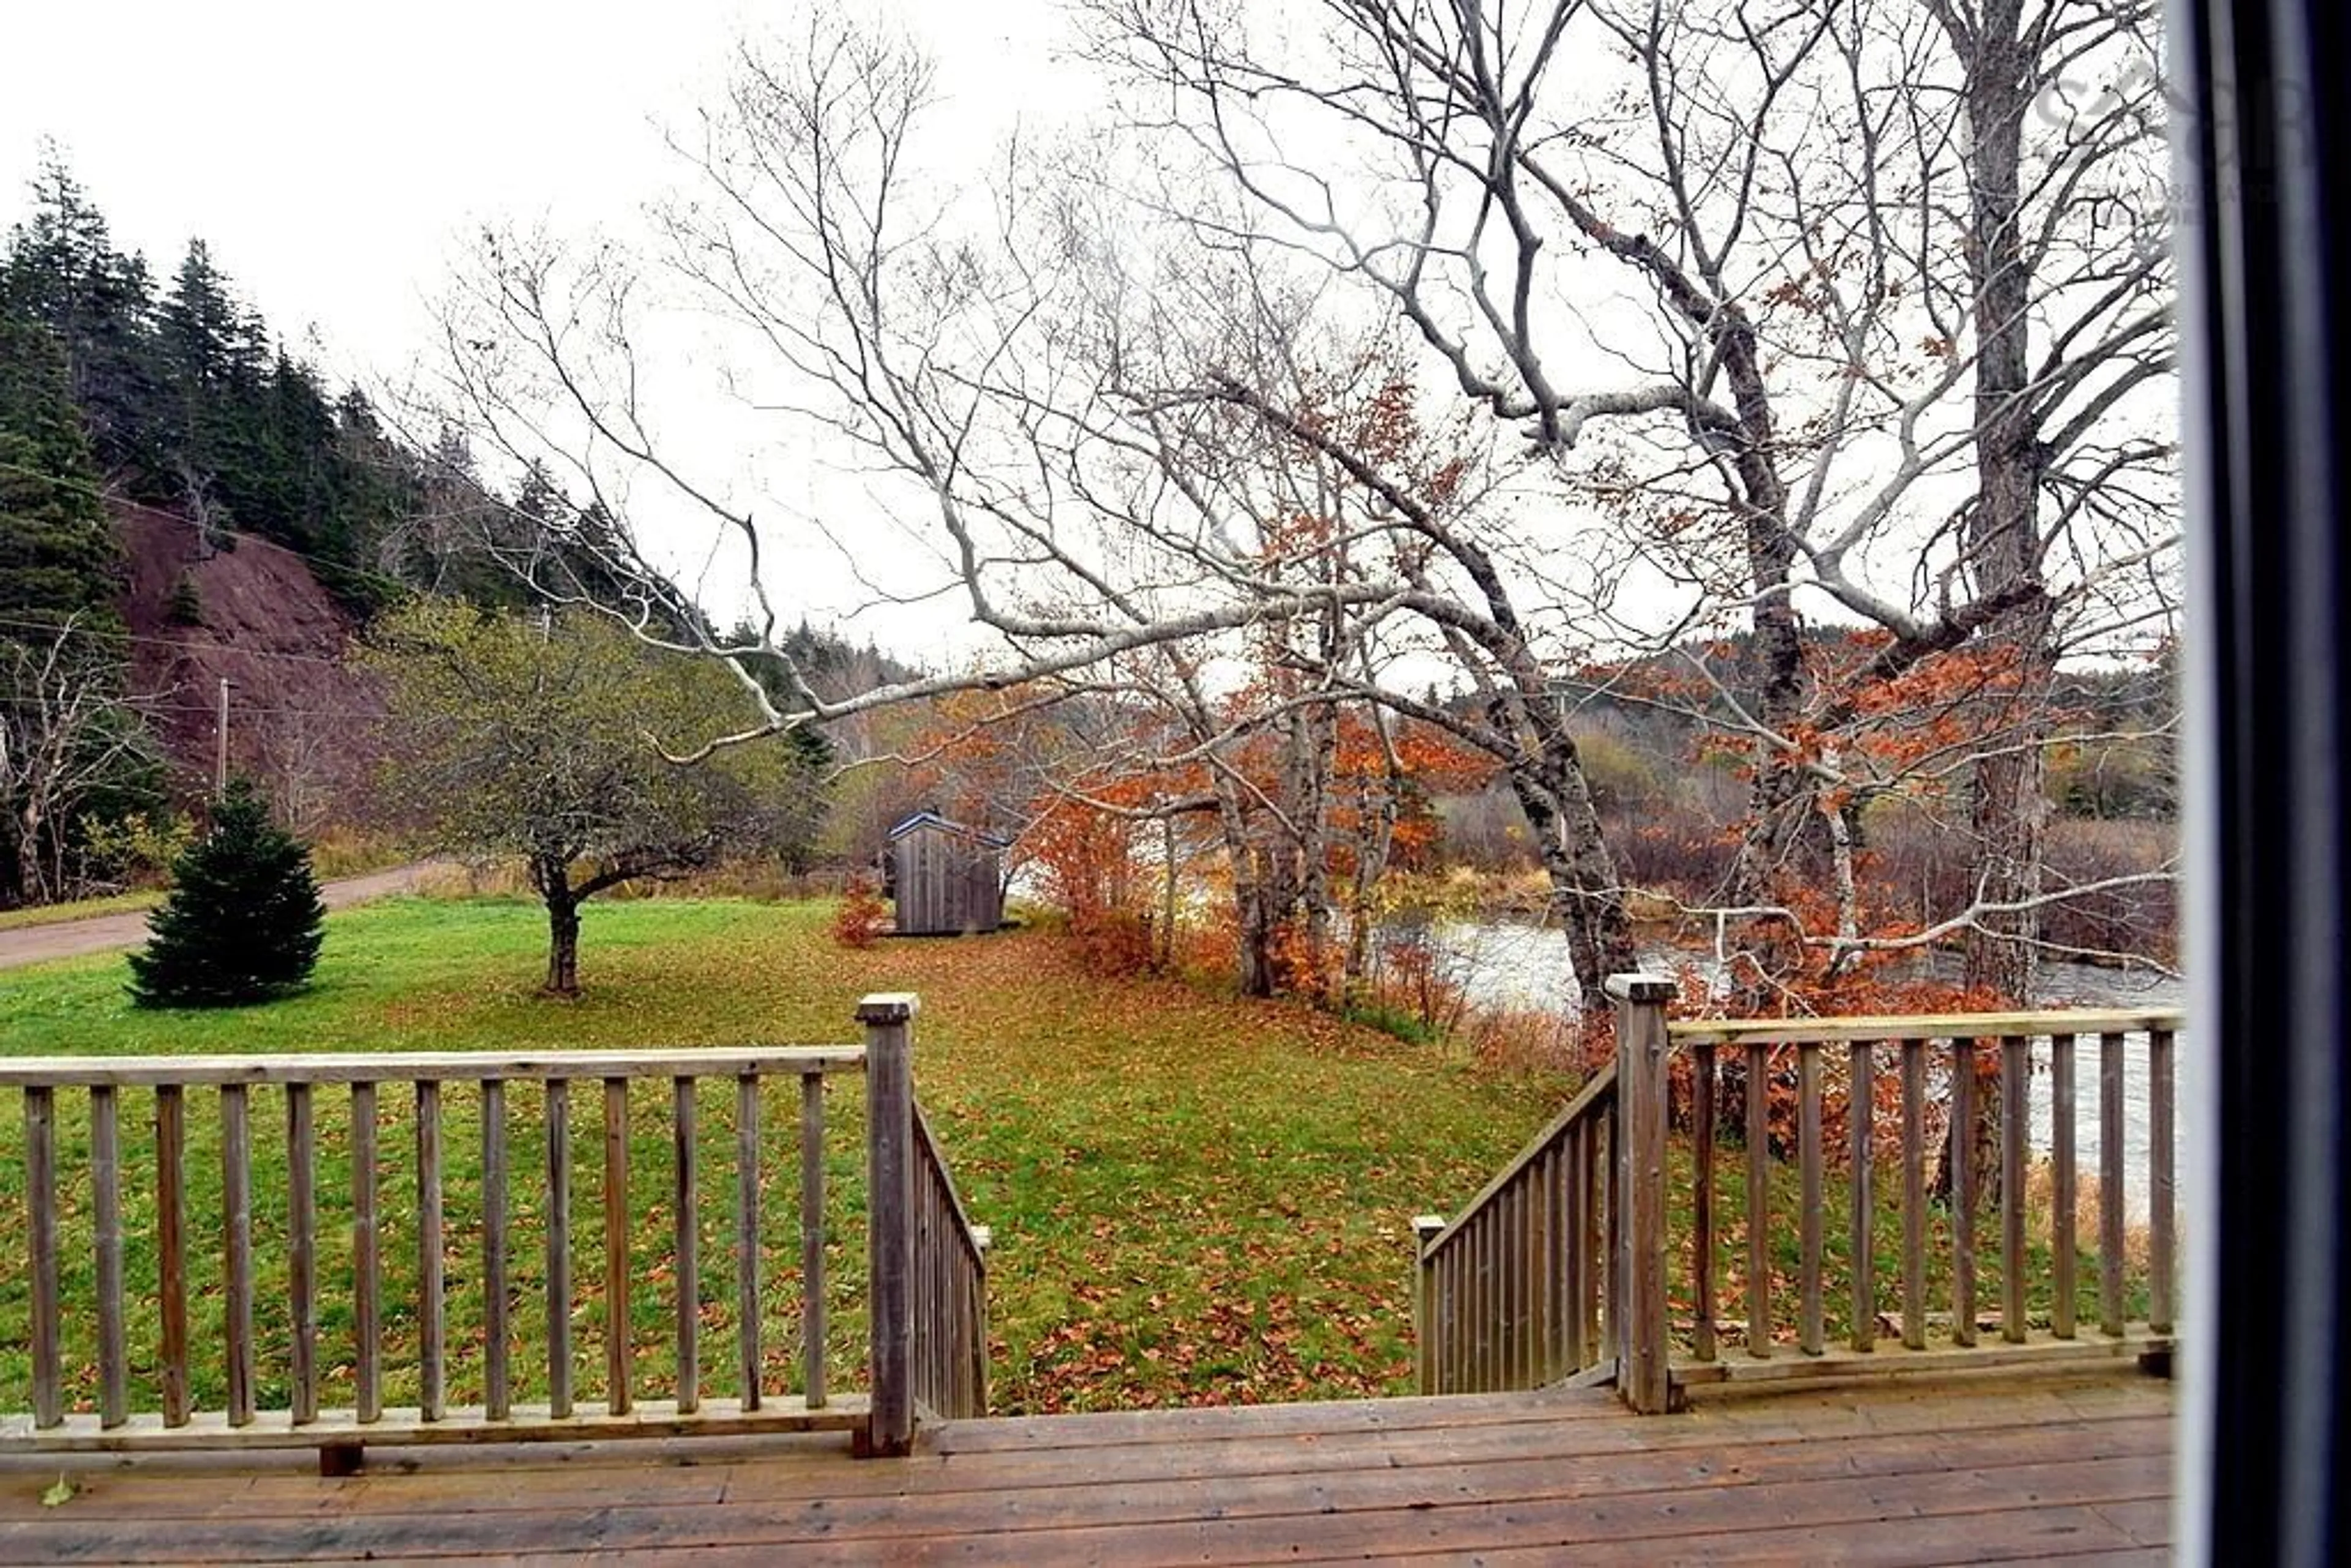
top-left (1452, 1227), bottom-right (1469, 1394)
top-left (2151, 1027), bottom-right (2177, 1335)
top-left (1847, 1041), bottom-right (1874, 1353)
top-left (1589, 1113), bottom-right (1608, 1365)
top-left (417, 1079), bottom-right (444, 1422)
top-left (921, 1166), bottom-right (940, 1410)
top-left (673, 1076), bottom-right (698, 1415)
top-left (1528, 1161), bottom-right (1545, 1379)
top-left (1745, 1041), bottom-right (1769, 1359)
top-left (93, 1085), bottom-right (127, 1428)
top-left (972, 1229), bottom-right (991, 1413)
top-left (2100, 1032), bottom-right (2126, 1338)
top-left (1539, 1143), bottom-right (1562, 1380)
top-left (1493, 1202), bottom-right (1507, 1383)
top-left (351, 1081), bottom-right (379, 1425)
top-left (1900, 1038), bottom-right (1926, 1350)
top-left (1488, 1209), bottom-right (1505, 1388)
top-left (1471, 1210), bottom-right (1489, 1388)
top-left (2052, 1033), bottom-right (2077, 1339)
top-left (1504, 1175), bottom-right (1523, 1382)
top-left (546, 1079), bottom-right (571, 1419)
top-left (1524, 1153), bottom-right (1543, 1382)
top-left (1453, 1231), bottom-right (1471, 1392)
top-left (1488, 1205), bottom-right (1503, 1384)
top-left (1601, 1104), bottom-right (1619, 1368)
top-left (1470, 1192), bottom-right (1486, 1379)
top-left (801, 1070), bottom-right (827, 1409)
top-left (287, 1083), bottom-right (318, 1425)
top-left (27, 1086), bottom-right (59, 1430)
top-left (929, 1171), bottom-right (945, 1408)
top-left (604, 1077), bottom-right (631, 1416)
top-left (222, 1084), bottom-right (254, 1427)
top-left (2001, 1035), bottom-right (2028, 1344)
top-left (737, 1073), bottom-right (761, 1411)
top-left (1952, 1037), bottom-right (1977, 1348)
top-left (1434, 1238), bottom-right (1452, 1394)
top-left (1692, 1041), bottom-right (1717, 1364)
top-left (1501, 1181), bottom-right (1520, 1386)
top-left (1562, 1126), bottom-right (1586, 1373)
top-left (1798, 1042), bottom-right (1823, 1357)
top-left (483, 1079), bottom-right (509, 1421)
top-left (157, 1084), bottom-right (189, 1427)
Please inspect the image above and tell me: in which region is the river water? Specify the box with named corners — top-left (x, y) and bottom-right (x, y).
top-left (1401, 917), bottom-right (2186, 1221)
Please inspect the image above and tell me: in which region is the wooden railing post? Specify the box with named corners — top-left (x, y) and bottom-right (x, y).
top-left (1608, 973), bottom-right (1676, 1415)
top-left (970, 1225), bottom-right (994, 1414)
top-left (860, 992), bottom-right (919, 1457)
top-left (1411, 1214), bottom-right (1447, 1394)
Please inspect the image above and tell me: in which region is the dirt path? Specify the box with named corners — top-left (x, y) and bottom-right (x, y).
top-left (0, 862), bottom-right (451, 972)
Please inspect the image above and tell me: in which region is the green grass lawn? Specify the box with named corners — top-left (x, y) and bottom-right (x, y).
top-left (0, 896), bottom-right (1565, 1419)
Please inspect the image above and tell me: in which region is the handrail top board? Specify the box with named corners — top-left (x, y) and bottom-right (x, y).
top-left (1667, 1007), bottom-right (2183, 1046)
top-left (1425, 1059), bottom-right (1617, 1259)
top-left (0, 1045), bottom-right (865, 1089)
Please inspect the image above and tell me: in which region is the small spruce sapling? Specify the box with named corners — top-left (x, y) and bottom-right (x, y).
top-left (128, 779), bottom-right (326, 1007)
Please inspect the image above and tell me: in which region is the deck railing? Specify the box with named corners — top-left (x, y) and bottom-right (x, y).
top-left (3, 992), bottom-right (981, 1462)
top-left (1411, 1060), bottom-right (1618, 1394)
top-left (1417, 974), bottom-right (2183, 1413)
top-left (1620, 978), bottom-right (2182, 1411)
top-left (911, 1104), bottom-right (989, 1419)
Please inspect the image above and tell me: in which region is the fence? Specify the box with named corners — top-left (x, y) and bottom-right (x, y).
top-left (1417, 975), bottom-right (2183, 1412)
top-left (1, 992), bottom-right (983, 1463)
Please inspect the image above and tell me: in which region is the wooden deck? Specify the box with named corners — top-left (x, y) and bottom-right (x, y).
top-left (0, 1369), bottom-right (2172, 1564)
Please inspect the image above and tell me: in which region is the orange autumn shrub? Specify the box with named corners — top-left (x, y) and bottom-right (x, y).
top-left (832, 872), bottom-right (889, 949)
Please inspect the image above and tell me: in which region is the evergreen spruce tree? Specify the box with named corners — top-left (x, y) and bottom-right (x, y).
top-left (2, 148), bottom-right (163, 481)
top-left (0, 312), bottom-right (121, 628)
top-left (128, 780), bottom-right (325, 1007)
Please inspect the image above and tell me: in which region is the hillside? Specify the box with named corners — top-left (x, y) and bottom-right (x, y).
top-left (113, 498), bottom-right (386, 829)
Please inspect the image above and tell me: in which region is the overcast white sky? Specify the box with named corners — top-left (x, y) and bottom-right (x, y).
top-left (1, 1), bottom-right (1074, 381)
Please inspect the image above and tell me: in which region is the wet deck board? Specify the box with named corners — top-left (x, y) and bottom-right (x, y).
top-left (0, 1371), bottom-right (2172, 1564)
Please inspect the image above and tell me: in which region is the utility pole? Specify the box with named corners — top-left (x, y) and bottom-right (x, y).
top-left (215, 677), bottom-right (230, 798)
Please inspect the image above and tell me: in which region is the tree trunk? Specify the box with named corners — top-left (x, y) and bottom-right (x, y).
top-left (1501, 729), bottom-right (1637, 1003)
top-left (1938, 1), bottom-right (2050, 1210)
top-left (1722, 506), bottom-right (1809, 1013)
top-left (532, 854), bottom-right (583, 997)
top-left (546, 896), bottom-right (581, 997)
top-left (17, 790), bottom-right (58, 907)
top-left (1160, 814), bottom-right (1178, 972)
top-left (1284, 700), bottom-right (1338, 1003)
top-left (1342, 767), bottom-right (1399, 1003)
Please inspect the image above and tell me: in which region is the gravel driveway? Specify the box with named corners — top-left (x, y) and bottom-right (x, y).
top-left (0, 862), bottom-right (449, 972)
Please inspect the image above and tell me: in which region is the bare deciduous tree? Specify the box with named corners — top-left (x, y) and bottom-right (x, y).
top-left (433, 1), bottom-right (2175, 1012)
top-left (1098, 0), bottom-right (2177, 1001)
top-left (0, 615), bottom-right (165, 906)
top-left (437, 17), bottom-right (1644, 995)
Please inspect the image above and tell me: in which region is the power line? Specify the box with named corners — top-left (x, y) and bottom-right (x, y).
top-left (0, 610), bottom-right (362, 670)
top-left (0, 695), bottom-right (384, 721)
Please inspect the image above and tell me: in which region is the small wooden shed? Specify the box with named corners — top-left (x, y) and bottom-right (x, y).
top-left (885, 811), bottom-right (1008, 936)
